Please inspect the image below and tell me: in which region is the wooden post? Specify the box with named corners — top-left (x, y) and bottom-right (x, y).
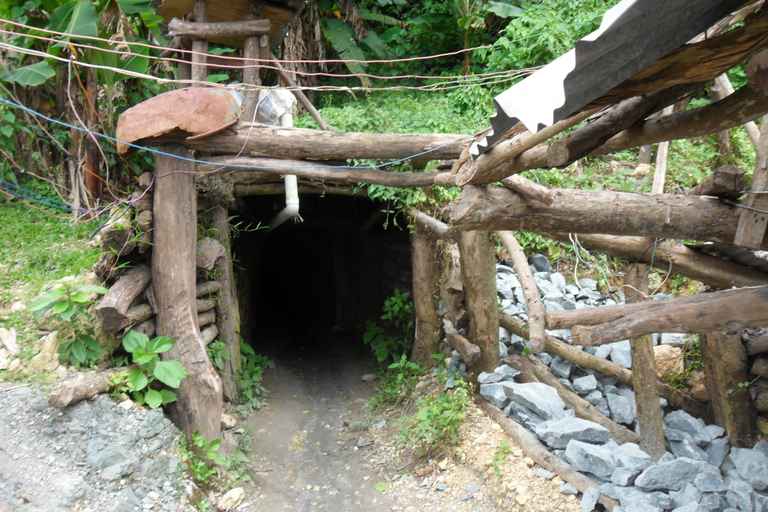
top-left (652, 105), bottom-right (674, 194)
top-left (410, 224), bottom-right (440, 365)
top-left (626, 264), bottom-right (665, 461)
top-left (734, 120), bottom-right (768, 249)
top-left (84, 67), bottom-right (101, 206)
top-left (153, 144), bottom-right (222, 442)
top-left (240, 6), bottom-right (263, 123)
top-left (191, 0), bottom-right (208, 84)
top-left (457, 231), bottom-right (499, 380)
top-left (211, 204), bottom-right (242, 402)
top-left (701, 332), bottom-right (755, 447)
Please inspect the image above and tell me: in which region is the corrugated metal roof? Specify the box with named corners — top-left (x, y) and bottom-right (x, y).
top-left (471, 0), bottom-right (750, 159)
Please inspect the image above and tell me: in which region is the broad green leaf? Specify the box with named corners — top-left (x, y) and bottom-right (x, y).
top-left (209, 47), bottom-right (236, 56)
top-left (144, 388), bottom-right (162, 409)
top-left (49, 0), bottom-right (76, 32)
top-left (59, 304), bottom-right (76, 322)
top-left (152, 360), bottom-right (187, 388)
top-left (1, 112), bottom-right (14, 123)
top-left (206, 73), bottom-right (229, 83)
top-left (133, 353), bottom-right (155, 366)
top-left (81, 335), bottom-right (100, 352)
top-left (53, 299), bottom-right (70, 315)
top-left (159, 389), bottom-right (177, 404)
top-left (316, 0), bottom-right (333, 9)
top-left (321, 18), bottom-right (370, 87)
top-left (486, 2), bottom-right (524, 18)
top-left (374, 482), bottom-right (389, 492)
top-left (149, 336), bottom-right (175, 354)
top-left (74, 284), bottom-right (109, 294)
top-left (3, 61), bottom-right (55, 86)
top-left (406, 13), bottom-right (452, 25)
top-left (127, 368), bottom-right (148, 391)
top-left (116, 0), bottom-right (155, 14)
top-left (69, 291), bottom-right (90, 303)
top-left (65, 0), bottom-right (99, 39)
top-left (0, 126), bottom-right (13, 138)
top-left (123, 330), bottom-right (148, 353)
top-left (359, 9), bottom-right (403, 27)
top-left (360, 31), bottom-right (389, 60)
top-left (70, 340), bottom-right (86, 363)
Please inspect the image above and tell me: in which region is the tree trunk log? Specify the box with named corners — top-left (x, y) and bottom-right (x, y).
top-left (500, 175), bottom-right (555, 205)
top-left (136, 210), bottom-right (153, 254)
top-left (133, 318), bottom-right (156, 338)
top-left (95, 265), bottom-right (152, 333)
top-left (407, 209), bottom-right (456, 244)
top-left (477, 399), bottom-right (618, 511)
top-left (500, 312), bottom-right (711, 421)
top-left (210, 204), bottom-right (242, 402)
top-left (201, 325), bottom-right (218, 346)
top-left (701, 332), bottom-right (755, 447)
top-left (185, 124), bottom-right (469, 161)
top-left (686, 165), bottom-right (746, 198)
top-left (198, 309), bottom-right (216, 328)
top-left (546, 233), bottom-right (768, 289)
top-left (190, 0), bottom-right (207, 84)
top-left (626, 265), bottom-right (666, 461)
top-left (197, 298), bottom-right (216, 313)
top-left (496, 231), bottom-right (547, 354)
top-left (153, 144), bottom-right (222, 442)
top-left (122, 304), bottom-right (153, 333)
top-left (505, 354), bottom-right (641, 445)
top-left (410, 225), bottom-right (440, 365)
top-left (196, 281), bottom-right (223, 298)
top-left (443, 317), bottom-right (481, 367)
top-left (570, 286), bottom-right (768, 346)
top-left (49, 365), bottom-right (137, 408)
top-left (449, 185), bottom-right (766, 249)
top-left (167, 18), bottom-right (270, 39)
top-left (457, 231), bottom-right (499, 381)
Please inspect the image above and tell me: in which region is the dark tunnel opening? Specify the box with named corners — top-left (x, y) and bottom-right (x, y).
top-left (232, 194), bottom-right (413, 362)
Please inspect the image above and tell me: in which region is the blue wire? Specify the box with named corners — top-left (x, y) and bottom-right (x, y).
top-left (0, 182), bottom-right (76, 211)
top-left (1, 178), bottom-right (78, 209)
top-left (0, 97), bottom-right (471, 172)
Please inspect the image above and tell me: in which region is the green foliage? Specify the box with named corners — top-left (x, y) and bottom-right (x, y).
top-left (663, 335), bottom-right (704, 390)
top-left (363, 289), bottom-right (414, 364)
top-left (368, 354), bottom-right (426, 410)
top-left (178, 430), bottom-right (226, 484)
top-left (396, 378), bottom-right (472, 456)
top-left (206, 340), bottom-right (230, 371)
top-left (492, 440), bottom-right (512, 476)
top-left (112, 330), bottom-right (187, 409)
top-left (237, 342), bottom-right (274, 416)
top-left (29, 281), bottom-right (108, 367)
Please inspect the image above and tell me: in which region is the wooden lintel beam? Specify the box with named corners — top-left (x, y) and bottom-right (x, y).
top-left (167, 18), bottom-right (271, 39)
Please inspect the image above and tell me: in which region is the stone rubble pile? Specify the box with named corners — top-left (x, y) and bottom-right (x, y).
top-left (478, 255), bottom-right (768, 512)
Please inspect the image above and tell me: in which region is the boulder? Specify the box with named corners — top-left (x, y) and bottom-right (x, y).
top-left (573, 375), bottom-right (598, 394)
top-left (494, 364), bottom-right (520, 380)
top-left (609, 341), bottom-right (632, 369)
top-left (528, 254), bottom-right (553, 273)
top-left (505, 402), bottom-right (547, 430)
top-left (480, 382), bottom-right (514, 409)
top-left (664, 410), bottom-right (711, 446)
top-left (654, 345), bottom-right (684, 380)
top-left (607, 392), bottom-right (636, 425)
top-left (504, 382), bottom-right (566, 421)
top-left (635, 457), bottom-right (721, 491)
top-left (693, 471), bottom-right (726, 493)
top-left (550, 357), bottom-right (573, 379)
top-left (730, 447), bottom-right (768, 491)
top-left (478, 371), bottom-right (504, 385)
top-left (564, 440), bottom-right (616, 479)
top-left (534, 417), bottom-right (611, 449)
top-left (705, 437), bottom-right (731, 468)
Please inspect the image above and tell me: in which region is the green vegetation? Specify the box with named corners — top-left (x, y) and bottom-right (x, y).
top-left (663, 335), bottom-right (705, 390)
top-left (110, 330), bottom-right (188, 409)
top-left (492, 440), bottom-right (513, 475)
top-left (236, 342), bottom-right (274, 416)
top-left (368, 354), bottom-right (426, 410)
top-left (178, 430), bottom-right (227, 484)
top-left (363, 289), bottom-right (415, 364)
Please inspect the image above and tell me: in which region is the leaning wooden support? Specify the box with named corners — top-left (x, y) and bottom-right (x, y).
top-left (499, 312), bottom-right (710, 420)
top-left (457, 231), bottom-right (499, 380)
top-left (625, 265), bottom-right (665, 461)
top-left (701, 332), bottom-right (755, 447)
top-left (546, 233), bottom-right (768, 289)
top-left (505, 353), bottom-right (640, 445)
top-left (153, 144), bottom-right (222, 442)
top-left (406, 209), bottom-right (456, 244)
top-left (477, 399), bottom-right (618, 511)
top-left (410, 224), bottom-right (441, 365)
top-left (49, 365), bottom-right (137, 408)
top-left (496, 231), bottom-right (547, 354)
top-left (569, 286), bottom-right (768, 346)
top-left (449, 185), bottom-right (767, 249)
top-left (184, 124), bottom-right (470, 161)
top-left (443, 317), bottom-right (481, 367)
top-left (500, 175), bottom-right (555, 205)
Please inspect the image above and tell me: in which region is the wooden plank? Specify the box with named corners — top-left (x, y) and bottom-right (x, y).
top-left (734, 119), bottom-right (768, 249)
top-left (626, 264), bottom-right (665, 461)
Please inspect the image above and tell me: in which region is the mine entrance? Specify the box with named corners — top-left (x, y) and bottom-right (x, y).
top-left (233, 194), bottom-right (412, 361)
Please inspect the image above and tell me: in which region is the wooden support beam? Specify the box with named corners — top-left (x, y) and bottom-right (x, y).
top-left (443, 317), bottom-right (480, 367)
top-left (198, 156), bottom-right (441, 188)
top-left (547, 232), bottom-right (768, 290)
top-left (567, 286), bottom-right (768, 346)
top-left (500, 175), bottom-right (555, 205)
top-left (734, 119), bottom-right (768, 249)
top-left (701, 332), bottom-right (755, 447)
top-left (449, 185), bottom-right (764, 249)
top-left (625, 265), bottom-right (665, 461)
top-left (406, 209), bottom-right (456, 244)
top-left (211, 204), bottom-right (242, 402)
top-left (95, 264), bottom-right (152, 333)
top-left (240, 8), bottom-right (264, 123)
top-left (49, 365), bottom-right (138, 408)
top-left (686, 165), bottom-right (746, 198)
top-left (496, 231), bottom-right (547, 354)
top-left (477, 399), bottom-right (619, 511)
top-left (410, 224), bottom-right (440, 365)
top-left (505, 354), bottom-right (641, 445)
top-left (191, 0), bottom-right (208, 84)
top-left (153, 144), bottom-right (222, 442)
top-left (713, 73), bottom-right (761, 147)
top-left (167, 18), bottom-right (270, 39)
top-left (185, 125), bottom-right (470, 161)
top-left (457, 231), bottom-right (499, 381)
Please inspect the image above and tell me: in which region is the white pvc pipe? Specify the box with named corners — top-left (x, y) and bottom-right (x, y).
top-left (265, 112), bottom-right (301, 233)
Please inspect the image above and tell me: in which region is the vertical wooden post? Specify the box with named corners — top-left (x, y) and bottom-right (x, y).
top-left (241, 6), bottom-right (265, 122)
top-left (734, 120), bottom-right (768, 249)
top-left (626, 264), bottom-right (665, 461)
top-left (84, 67), bottom-right (101, 206)
top-left (652, 105), bottom-right (674, 194)
top-left (701, 332), bottom-right (755, 447)
top-left (191, 0), bottom-right (208, 84)
top-left (458, 230), bottom-right (499, 381)
top-left (410, 224), bottom-right (440, 365)
top-left (211, 204), bottom-right (242, 402)
top-left (153, 144), bottom-right (222, 442)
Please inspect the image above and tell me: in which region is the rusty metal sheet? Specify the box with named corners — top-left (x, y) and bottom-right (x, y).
top-left (116, 87), bottom-right (241, 155)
